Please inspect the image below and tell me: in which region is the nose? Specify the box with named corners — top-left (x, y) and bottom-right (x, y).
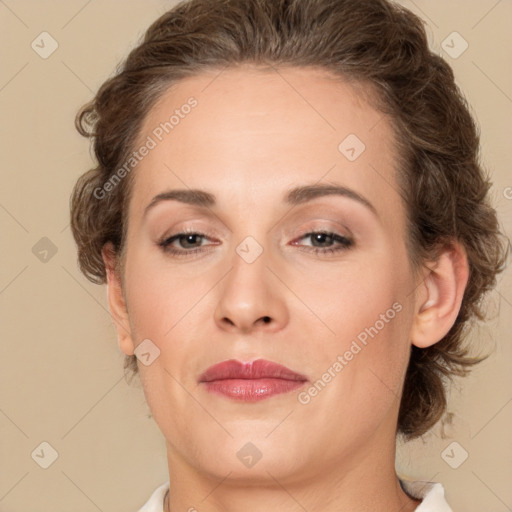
top-left (214, 244), bottom-right (289, 334)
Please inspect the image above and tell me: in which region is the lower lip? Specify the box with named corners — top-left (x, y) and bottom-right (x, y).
top-left (201, 378), bottom-right (307, 401)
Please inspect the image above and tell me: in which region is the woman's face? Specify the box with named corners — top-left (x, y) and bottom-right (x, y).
top-left (117, 65), bottom-right (422, 482)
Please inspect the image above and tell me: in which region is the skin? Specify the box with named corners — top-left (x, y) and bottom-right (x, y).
top-left (103, 64), bottom-right (469, 512)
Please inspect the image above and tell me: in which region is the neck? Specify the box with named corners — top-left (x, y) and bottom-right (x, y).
top-left (162, 422), bottom-right (421, 512)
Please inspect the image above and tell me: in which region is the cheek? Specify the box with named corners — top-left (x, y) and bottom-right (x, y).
top-left (123, 249), bottom-right (207, 342)
top-left (300, 255), bottom-right (410, 346)
top-left (122, 259), bottom-right (211, 434)
top-left (295, 252), bottom-right (414, 412)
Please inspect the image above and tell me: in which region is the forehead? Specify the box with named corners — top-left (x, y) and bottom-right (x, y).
top-left (129, 65), bottom-right (403, 223)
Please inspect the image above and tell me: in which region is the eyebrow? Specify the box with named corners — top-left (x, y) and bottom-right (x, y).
top-left (143, 183), bottom-right (377, 217)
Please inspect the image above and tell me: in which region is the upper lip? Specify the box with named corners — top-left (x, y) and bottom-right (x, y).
top-left (199, 359), bottom-right (308, 383)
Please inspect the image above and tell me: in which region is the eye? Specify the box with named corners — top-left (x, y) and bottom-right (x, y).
top-left (157, 229), bottom-right (354, 258)
top-left (291, 230), bottom-right (354, 255)
top-left (158, 229), bottom-right (217, 257)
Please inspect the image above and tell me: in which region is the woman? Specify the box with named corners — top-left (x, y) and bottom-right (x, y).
top-left (69, 0), bottom-right (507, 510)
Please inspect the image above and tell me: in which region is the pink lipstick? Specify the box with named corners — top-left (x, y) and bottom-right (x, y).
top-left (199, 359), bottom-right (308, 401)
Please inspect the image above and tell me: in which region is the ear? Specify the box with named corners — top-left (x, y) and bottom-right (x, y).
top-left (411, 241), bottom-right (469, 348)
top-left (102, 242), bottom-right (135, 356)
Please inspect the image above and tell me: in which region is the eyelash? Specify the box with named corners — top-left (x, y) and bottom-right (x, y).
top-left (157, 228), bottom-right (354, 258)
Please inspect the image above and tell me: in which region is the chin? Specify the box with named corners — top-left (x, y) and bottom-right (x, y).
top-left (186, 433), bottom-right (309, 482)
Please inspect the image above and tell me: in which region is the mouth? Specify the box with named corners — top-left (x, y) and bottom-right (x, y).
top-left (198, 359), bottom-right (308, 401)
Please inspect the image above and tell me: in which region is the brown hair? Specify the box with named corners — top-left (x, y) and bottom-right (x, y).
top-left (70, 0), bottom-right (508, 440)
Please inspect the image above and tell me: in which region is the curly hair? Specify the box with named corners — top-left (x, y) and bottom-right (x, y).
top-left (70, 0), bottom-right (508, 440)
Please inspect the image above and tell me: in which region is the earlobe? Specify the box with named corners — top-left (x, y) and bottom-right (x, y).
top-left (102, 243), bottom-right (135, 356)
top-left (411, 242), bottom-right (469, 349)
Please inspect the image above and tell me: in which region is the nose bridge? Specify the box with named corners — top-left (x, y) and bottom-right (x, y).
top-left (214, 231), bottom-right (288, 332)
top-left (227, 233), bottom-right (272, 307)
top-left (227, 210), bottom-right (275, 289)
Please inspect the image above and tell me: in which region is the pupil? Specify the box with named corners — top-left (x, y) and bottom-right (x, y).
top-left (183, 234), bottom-right (199, 247)
top-left (314, 233), bottom-right (331, 246)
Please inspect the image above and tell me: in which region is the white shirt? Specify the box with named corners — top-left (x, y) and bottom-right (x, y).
top-left (137, 479), bottom-right (453, 511)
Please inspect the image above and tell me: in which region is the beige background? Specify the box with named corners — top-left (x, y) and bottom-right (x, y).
top-left (1, 0), bottom-right (511, 511)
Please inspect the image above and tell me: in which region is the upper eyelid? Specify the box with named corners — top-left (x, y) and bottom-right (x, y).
top-left (162, 218), bottom-right (353, 237)
top-left (156, 212), bottom-right (356, 241)
top-left (147, 200), bottom-right (365, 230)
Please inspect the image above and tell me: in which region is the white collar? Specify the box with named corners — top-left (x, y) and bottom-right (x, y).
top-left (400, 479), bottom-right (454, 512)
top-left (137, 479), bottom-right (454, 511)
